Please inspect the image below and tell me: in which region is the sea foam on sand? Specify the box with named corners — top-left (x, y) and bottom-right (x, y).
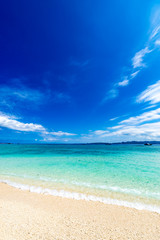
top-left (1, 178), bottom-right (160, 214)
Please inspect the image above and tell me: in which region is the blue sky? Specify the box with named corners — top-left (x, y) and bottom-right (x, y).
top-left (0, 0), bottom-right (160, 143)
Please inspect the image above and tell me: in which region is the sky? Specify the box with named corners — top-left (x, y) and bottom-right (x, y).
top-left (0, 0), bottom-right (160, 143)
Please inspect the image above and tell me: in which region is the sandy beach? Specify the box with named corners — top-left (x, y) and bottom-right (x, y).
top-left (0, 183), bottom-right (159, 240)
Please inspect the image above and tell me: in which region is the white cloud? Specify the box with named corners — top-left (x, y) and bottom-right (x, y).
top-left (117, 78), bottom-right (129, 87)
top-left (94, 130), bottom-right (109, 135)
top-left (0, 84), bottom-right (45, 109)
top-left (132, 47), bottom-right (152, 69)
top-left (108, 125), bottom-right (123, 130)
top-left (150, 26), bottom-right (160, 40)
top-left (102, 88), bottom-right (118, 102)
top-left (110, 117), bottom-right (119, 121)
top-left (103, 7), bottom-right (160, 103)
top-left (0, 111), bottom-right (76, 142)
top-left (130, 70), bottom-right (140, 79)
top-left (0, 112), bottom-right (45, 132)
top-left (120, 108), bottom-right (160, 125)
top-left (108, 122), bottom-right (160, 138)
top-left (155, 39), bottom-right (160, 46)
top-left (40, 130), bottom-right (77, 142)
top-left (89, 105), bottom-right (160, 141)
top-left (137, 80), bottom-right (160, 104)
top-left (50, 131), bottom-right (76, 136)
top-left (116, 71), bottom-right (139, 90)
top-left (143, 104), bottom-right (156, 110)
top-left (150, 7), bottom-right (160, 41)
top-left (90, 120), bottom-right (160, 140)
top-left (104, 35), bottom-right (153, 101)
top-left (41, 137), bottom-right (58, 142)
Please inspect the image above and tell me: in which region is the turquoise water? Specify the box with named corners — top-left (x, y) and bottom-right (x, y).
top-left (0, 144), bottom-right (160, 212)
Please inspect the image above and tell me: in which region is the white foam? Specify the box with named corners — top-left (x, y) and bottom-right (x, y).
top-left (63, 180), bottom-right (160, 199)
top-left (1, 173), bottom-right (160, 199)
top-left (29, 176), bottom-right (160, 199)
top-left (0, 178), bottom-right (160, 214)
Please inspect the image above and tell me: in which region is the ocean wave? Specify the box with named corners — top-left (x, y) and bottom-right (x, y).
top-left (0, 178), bottom-right (160, 214)
top-left (1, 172), bottom-right (160, 199)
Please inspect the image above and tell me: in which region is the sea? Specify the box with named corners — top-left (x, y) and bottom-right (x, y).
top-left (0, 144), bottom-right (160, 213)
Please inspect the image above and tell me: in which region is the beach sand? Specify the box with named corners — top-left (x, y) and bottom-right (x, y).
top-left (0, 183), bottom-right (160, 240)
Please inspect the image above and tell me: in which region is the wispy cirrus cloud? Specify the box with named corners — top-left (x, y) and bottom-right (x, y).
top-left (104, 7), bottom-right (160, 102)
top-left (109, 117), bottom-right (119, 121)
top-left (69, 58), bottom-right (89, 68)
top-left (150, 6), bottom-right (160, 40)
top-left (41, 137), bottom-right (58, 142)
top-left (136, 80), bottom-right (160, 104)
top-left (51, 131), bottom-right (76, 136)
top-left (0, 86), bottom-right (45, 104)
top-left (44, 130), bottom-right (76, 137)
top-left (40, 131), bottom-right (76, 142)
top-left (105, 121), bottom-right (160, 139)
top-left (117, 78), bottom-right (129, 87)
top-left (95, 78), bottom-right (160, 141)
top-left (0, 78), bottom-right (71, 110)
top-left (90, 120), bottom-right (160, 141)
top-left (93, 130), bottom-right (109, 135)
top-left (130, 70), bottom-right (140, 79)
top-left (150, 26), bottom-right (160, 40)
top-left (132, 47), bottom-right (152, 69)
top-left (0, 80), bottom-right (46, 110)
top-left (84, 105), bottom-right (160, 142)
top-left (120, 108), bottom-right (160, 125)
top-left (155, 39), bottom-right (160, 46)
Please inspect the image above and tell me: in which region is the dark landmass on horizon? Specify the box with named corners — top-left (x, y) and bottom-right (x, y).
top-left (0, 141), bottom-right (160, 145)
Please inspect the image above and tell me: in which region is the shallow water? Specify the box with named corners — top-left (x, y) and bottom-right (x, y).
top-left (0, 144), bottom-right (160, 212)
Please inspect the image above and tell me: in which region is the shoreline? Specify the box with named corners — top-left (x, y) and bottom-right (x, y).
top-left (1, 178), bottom-right (160, 214)
top-left (0, 182), bottom-right (160, 240)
